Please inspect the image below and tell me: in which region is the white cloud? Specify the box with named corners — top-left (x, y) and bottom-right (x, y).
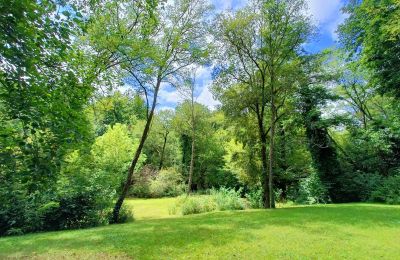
top-left (158, 87), bottom-right (183, 104)
top-left (305, 0), bottom-right (346, 40)
top-left (197, 82), bottom-right (220, 110)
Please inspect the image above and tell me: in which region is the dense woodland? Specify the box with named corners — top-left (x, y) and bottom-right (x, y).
top-left (1, 0), bottom-right (399, 236)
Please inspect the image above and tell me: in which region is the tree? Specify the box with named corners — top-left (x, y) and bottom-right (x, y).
top-left (87, 0), bottom-right (211, 222)
top-left (212, 0), bottom-right (312, 208)
top-left (145, 109), bottom-right (178, 170)
top-left (176, 72), bottom-right (199, 194)
top-left (174, 102), bottom-right (227, 191)
top-left (0, 0), bottom-right (98, 235)
top-left (339, 0), bottom-right (400, 98)
top-left (296, 53), bottom-right (345, 202)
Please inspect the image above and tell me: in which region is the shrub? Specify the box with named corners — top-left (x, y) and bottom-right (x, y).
top-left (129, 165), bottom-right (157, 198)
top-left (245, 187), bottom-right (263, 209)
top-left (172, 187), bottom-right (245, 216)
top-left (371, 175), bottom-right (400, 204)
top-left (149, 168), bottom-right (184, 198)
top-left (109, 204), bottom-right (134, 224)
top-left (175, 195), bottom-right (216, 215)
top-left (38, 202), bottom-right (61, 231)
top-left (296, 172), bottom-right (329, 204)
top-left (210, 187), bottom-right (245, 211)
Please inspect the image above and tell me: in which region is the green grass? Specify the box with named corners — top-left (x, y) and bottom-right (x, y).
top-left (124, 197), bottom-right (177, 220)
top-left (1, 200), bottom-right (399, 259)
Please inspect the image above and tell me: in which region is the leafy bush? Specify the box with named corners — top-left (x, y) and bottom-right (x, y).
top-left (371, 174), bottom-right (400, 204)
top-left (149, 168), bottom-right (184, 198)
top-left (245, 187), bottom-right (264, 209)
top-left (171, 187), bottom-right (245, 216)
top-left (178, 196), bottom-right (216, 215)
top-left (129, 165), bottom-right (157, 198)
top-left (353, 172), bottom-right (383, 201)
top-left (109, 204), bottom-right (134, 224)
top-left (296, 172), bottom-right (329, 204)
top-left (210, 187), bottom-right (245, 211)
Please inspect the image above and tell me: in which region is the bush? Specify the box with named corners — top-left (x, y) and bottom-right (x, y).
top-left (210, 187), bottom-right (245, 211)
top-left (149, 168), bottom-right (184, 198)
top-left (245, 187), bottom-right (264, 209)
top-left (109, 204), bottom-right (134, 224)
top-left (353, 172), bottom-right (383, 201)
top-left (129, 165), bottom-right (157, 198)
top-left (38, 202), bottom-right (61, 231)
top-left (178, 196), bottom-right (216, 215)
top-left (296, 172), bottom-right (329, 205)
top-left (171, 187), bottom-right (245, 216)
top-left (371, 175), bottom-right (400, 204)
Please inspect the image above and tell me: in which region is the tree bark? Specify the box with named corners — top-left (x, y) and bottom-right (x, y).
top-left (187, 91), bottom-right (195, 195)
top-left (260, 132), bottom-right (270, 208)
top-left (112, 77), bottom-right (161, 223)
top-left (269, 103), bottom-right (276, 209)
top-left (257, 108), bottom-right (270, 208)
top-left (187, 136), bottom-right (195, 194)
top-left (158, 131), bottom-right (168, 170)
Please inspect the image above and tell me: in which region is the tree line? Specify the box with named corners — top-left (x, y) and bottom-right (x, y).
top-left (1, 0), bottom-right (399, 235)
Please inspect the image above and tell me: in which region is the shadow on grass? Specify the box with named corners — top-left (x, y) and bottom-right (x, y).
top-left (1, 204), bottom-right (399, 258)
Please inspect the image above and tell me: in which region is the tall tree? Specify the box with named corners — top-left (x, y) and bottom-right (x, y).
top-left (87, 0), bottom-right (211, 222)
top-left (212, 0), bottom-right (312, 208)
top-left (339, 0), bottom-right (400, 98)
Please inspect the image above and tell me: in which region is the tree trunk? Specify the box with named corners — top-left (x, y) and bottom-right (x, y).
top-left (269, 100), bottom-right (276, 209)
top-left (257, 110), bottom-right (270, 208)
top-left (261, 133), bottom-right (270, 208)
top-left (187, 130), bottom-right (195, 194)
top-left (112, 78), bottom-right (161, 223)
top-left (187, 137), bottom-right (195, 194)
top-left (159, 132), bottom-right (168, 170)
top-left (187, 90), bottom-right (195, 195)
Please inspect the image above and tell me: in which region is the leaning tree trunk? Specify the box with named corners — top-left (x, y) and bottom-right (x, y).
top-left (112, 78), bottom-right (161, 223)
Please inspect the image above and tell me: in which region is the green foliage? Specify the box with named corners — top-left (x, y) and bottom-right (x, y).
top-left (371, 174), bottom-right (400, 205)
top-left (149, 168), bottom-right (185, 198)
top-left (245, 188), bottom-right (264, 209)
top-left (173, 187), bottom-right (245, 215)
top-left (294, 172), bottom-right (329, 205)
top-left (0, 0), bottom-right (94, 236)
top-left (109, 204), bottom-right (134, 224)
top-left (91, 123), bottom-right (145, 188)
top-left (210, 187), bottom-right (245, 211)
top-left (177, 196), bottom-right (217, 215)
top-left (339, 0), bottom-right (400, 97)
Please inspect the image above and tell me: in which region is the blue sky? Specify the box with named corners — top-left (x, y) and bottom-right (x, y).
top-left (157, 0), bottom-right (348, 110)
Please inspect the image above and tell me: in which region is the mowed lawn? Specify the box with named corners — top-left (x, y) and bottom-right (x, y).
top-left (0, 199), bottom-right (400, 259)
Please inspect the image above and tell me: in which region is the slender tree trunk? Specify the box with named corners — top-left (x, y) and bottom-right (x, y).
top-left (269, 99), bottom-right (276, 209)
top-left (159, 132), bottom-right (168, 170)
top-left (187, 92), bottom-right (195, 195)
top-left (112, 77), bottom-right (161, 223)
top-left (187, 136), bottom-right (195, 194)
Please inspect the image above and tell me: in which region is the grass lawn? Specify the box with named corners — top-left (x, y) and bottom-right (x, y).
top-left (0, 199), bottom-right (399, 259)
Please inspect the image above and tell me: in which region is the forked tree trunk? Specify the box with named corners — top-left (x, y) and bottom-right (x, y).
top-left (112, 78), bottom-right (161, 223)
